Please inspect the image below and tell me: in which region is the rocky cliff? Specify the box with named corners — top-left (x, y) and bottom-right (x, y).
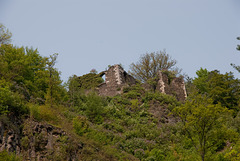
top-left (0, 116), bottom-right (82, 161)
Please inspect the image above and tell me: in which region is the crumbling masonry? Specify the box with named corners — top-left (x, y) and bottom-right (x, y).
top-left (96, 64), bottom-right (186, 101)
top-left (155, 71), bottom-right (187, 102)
top-left (98, 65), bottom-right (136, 97)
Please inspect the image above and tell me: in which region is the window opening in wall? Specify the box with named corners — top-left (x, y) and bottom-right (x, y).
top-left (102, 74), bottom-right (106, 83)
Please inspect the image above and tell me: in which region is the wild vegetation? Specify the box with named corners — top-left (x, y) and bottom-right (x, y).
top-left (0, 24), bottom-right (240, 161)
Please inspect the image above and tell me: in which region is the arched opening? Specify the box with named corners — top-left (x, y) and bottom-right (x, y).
top-left (102, 74), bottom-right (106, 83)
top-left (99, 72), bottom-right (106, 83)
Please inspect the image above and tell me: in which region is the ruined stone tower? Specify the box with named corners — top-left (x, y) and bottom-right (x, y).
top-left (156, 71), bottom-right (187, 102)
top-left (98, 65), bottom-right (136, 96)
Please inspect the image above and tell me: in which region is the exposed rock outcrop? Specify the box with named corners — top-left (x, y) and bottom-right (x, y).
top-left (21, 119), bottom-right (83, 161)
top-left (0, 116), bottom-right (83, 161)
top-left (0, 116), bottom-right (21, 155)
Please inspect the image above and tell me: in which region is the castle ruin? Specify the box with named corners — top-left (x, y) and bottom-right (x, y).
top-left (98, 65), bottom-right (137, 96)
top-left (155, 71), bottom-right (187, 102)
top-left (79, 64), bottom-right (187, 101)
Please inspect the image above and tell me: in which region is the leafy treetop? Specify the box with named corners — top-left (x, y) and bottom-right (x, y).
top-left (129, 50), bottom-right (178, 82)
top-left (0, 24), bottom-right (12, 45)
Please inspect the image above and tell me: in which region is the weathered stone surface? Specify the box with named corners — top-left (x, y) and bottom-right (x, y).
top-left (98, 65), bottom-right (137, 96)
top-left (96, 65), bottom-right (187, 101)
top-left (156, 71), bottom-right (187, 102)
top-left (76, 64), bottom-right (187, 101)
top-left (0, 116), bottom-right (21, 155)
top-left (20, 119), bottom-right (82, 161)
top-left (0, 117), bottom-right (83, 161)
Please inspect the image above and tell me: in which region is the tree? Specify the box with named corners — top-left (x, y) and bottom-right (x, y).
top-left (90, 68), bottom-right (97, 74)
top-left (0, 44), bottom-right (51, 103)
top-left (193, 69), bottom-right (240, 112)
top-left (174, 95), bottom-right (230, 161)
top-left (231, 37), bottom-right (240, 72)
top-left (192, 68), bottom-right (209, 94)
top-left (45, 53), bottom-right (63, 107)
top-left (0, 24), bottom-right (12, 45)
top-left (67, 75), bottom-right (81, 107)
top-left (129, 50), bottom-right (178, 82)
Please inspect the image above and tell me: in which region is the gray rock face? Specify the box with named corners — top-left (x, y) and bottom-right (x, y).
top-left (0, 116), bottom-right (21, 155)
top-left (20, 119), bottom-right (82, 161)
top-left (0, 117), bottom-right (82, 161)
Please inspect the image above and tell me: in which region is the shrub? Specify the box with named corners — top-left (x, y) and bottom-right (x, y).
top-left (112, 96), bottom-right (131, 106)
top-left (0, 150), bottom-right (21, 161)
top-left (73, 116), bottom-right (89, 136)
top-left (0, 80), bottom-right (28, 115)
top-left (146, 148), bottom-right (165, 161)
top-left (142, 92), bottom-right (179, 109)
top-left (85, 93), bottom-right (106, 124)
top-left (29, 104), bottom-right (41, 121)
top-left (21, 136), bottom-right (30, 150)
top-left (39, 105), bottom-right (59, 123)
top-left (77, 73), bottom-right (104, 90)
top-left (130, 99), bottom-right (139, 110)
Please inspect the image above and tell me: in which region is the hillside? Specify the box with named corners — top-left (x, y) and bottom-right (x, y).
top-left (1, 26), bottom-right (240, 161)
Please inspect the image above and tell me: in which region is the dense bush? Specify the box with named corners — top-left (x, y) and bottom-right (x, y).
top-left (0, 150), bottom-right (21, 161)
top-left (0, 80), bottom-right (28, 115)
top-left (73, 116), bottom-right (89, 136)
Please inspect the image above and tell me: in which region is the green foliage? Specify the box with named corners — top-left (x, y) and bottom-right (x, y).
top-left (85, 93), bottom-right (106, 124)
top-left (0, 45), bottom-right (48, 102)
top-left (174, 95), bottom-right (231, 161)
top-left (73, 116), bottom-right (89, 136)
top-left (143, 91), bottom-right (179, 109)
top-left (77, 73), bottom-right (104, 90)
top-left (2, 25), bottom-right (240, 161)
top-left (130, 99), bottom-right (139, 109)
top-left (145, 148), bottom-right (165, 161)
top-left (0, 79), bottom-right (28, 115)
top-left (72, 93), bottom-right (106, 124)
top-left (29, 104), bottom-right (59, 125)
top-left (124, 91), bottom-right (141, 99)
top-left (193, 69), bottom-right (240, 112)
top-left (129, 50), bottom-right (178, 82)
top-left (0, 24), bottom-right (12, 44)
top-left (193, 68), bottom-right (209, 93)
top-left (45, 53), bottom-right (67, 107)
top-left (122, 84), bottom-right (144, 100)
top-left (230, 37), bottom-right (240, 73)
top-left (224, 139), bottom-right (240, 161)
top-left (21, 136), bottom-right (30, 150)
top-left (0, 43), bottom-right (67, 109)
top-left (162, 70), bottom-right (177, 84)
top-left (67, 75), bottom-right (82, 107)
top-left (29, 104), bottom-right (41, 121)
top-left (0, 150), bottom-right (21, 161)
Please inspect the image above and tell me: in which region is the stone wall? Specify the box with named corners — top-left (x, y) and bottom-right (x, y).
top-left (156, 71), bottom-right (187, 102)
top-left (97, 65), bottom-right (187, 101)
top-left (80, 64), bottom-right (186, 101)
top-left (98, 65), bottom-right (136, 97)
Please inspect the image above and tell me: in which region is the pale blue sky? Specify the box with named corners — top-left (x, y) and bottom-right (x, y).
top-left (0, 0), bottom-right (240, 82)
